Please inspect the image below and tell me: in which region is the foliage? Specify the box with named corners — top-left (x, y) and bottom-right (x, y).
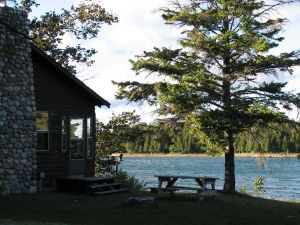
top-left (12, 0), bottom-right (39, 13)
top-left (95, 111), bottom-right (142, 175)
top-left (235, 123), bottom-right (300, 154)
top-left (122, 121), bottom-right (300, 154)
top-left (114, 0), bottom-right (300, 192)
top-left (14, 0), bottom-right (118, 74)
top-left (239, 184), bottom-right (247, 194)
top-left (253, 176), bottom-right (266, 197)
top-left (116, 169), bottom-right (146, 191)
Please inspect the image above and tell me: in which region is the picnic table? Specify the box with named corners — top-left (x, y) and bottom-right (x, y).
top-left (150, 175), bottom-right (219, 199)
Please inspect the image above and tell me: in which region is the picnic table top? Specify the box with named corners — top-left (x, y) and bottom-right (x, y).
top-left (154, 175), bottom-right (219, 180)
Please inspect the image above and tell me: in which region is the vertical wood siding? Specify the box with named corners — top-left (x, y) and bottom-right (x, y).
top-left (32, 51), bottom-right (97, 181)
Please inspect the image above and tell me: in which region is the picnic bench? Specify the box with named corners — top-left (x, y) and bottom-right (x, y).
top-left (150, 175), bottom-right (219, 199)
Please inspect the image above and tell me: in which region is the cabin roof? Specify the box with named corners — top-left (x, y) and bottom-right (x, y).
top-left (31, 43), bottom-right (110, 108)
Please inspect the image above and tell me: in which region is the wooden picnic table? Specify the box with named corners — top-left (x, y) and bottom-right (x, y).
top-left (151, 175), bottom-right (219, 199)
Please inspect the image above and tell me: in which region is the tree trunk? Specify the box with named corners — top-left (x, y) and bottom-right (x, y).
top-left (223, 130), bottom-right (235, 192)
top-left (222, 9), bottom-right (235, 193)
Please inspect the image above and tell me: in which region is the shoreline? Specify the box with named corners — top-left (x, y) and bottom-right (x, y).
top-left (124, 153), bottom-right (299, 158)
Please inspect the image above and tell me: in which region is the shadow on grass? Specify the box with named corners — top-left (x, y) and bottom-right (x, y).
top-left (0, 192), bottom-right (299, 225)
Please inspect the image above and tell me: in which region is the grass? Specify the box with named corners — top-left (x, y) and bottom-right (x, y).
top-left (0, 192), bottom-right (300, 225)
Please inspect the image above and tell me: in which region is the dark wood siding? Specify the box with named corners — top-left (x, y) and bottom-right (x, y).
top-left (85, 161), bottom-right (95, 177)
top-left (32, 51), bottom-right (96, 181)
top-left (32, 51), bottom-right (96, 113)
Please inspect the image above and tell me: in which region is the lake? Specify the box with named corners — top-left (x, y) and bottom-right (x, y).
top-left (120, 157), bottom-right (300, 200)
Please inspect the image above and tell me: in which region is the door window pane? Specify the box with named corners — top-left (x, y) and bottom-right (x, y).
top-left (70, 139), bottom-right (84, 159)
top-left (70, 119), bottom-right (84, 159)
top-left (70, 119), bottom-right (83, 139)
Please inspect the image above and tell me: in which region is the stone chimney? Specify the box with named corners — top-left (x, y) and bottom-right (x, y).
top-left (0, 6), bottom-right (37, 194)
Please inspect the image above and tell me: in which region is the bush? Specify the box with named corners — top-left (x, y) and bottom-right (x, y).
top-left (239, 184), bottom-right (247, 194)
top-left (253, 176), bottom-right (265, 197)
top-left (116, 170), bottom-right (147, 191)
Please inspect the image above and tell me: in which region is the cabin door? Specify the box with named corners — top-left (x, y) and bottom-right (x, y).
top-left (68, 118), bottom-right (85, 177)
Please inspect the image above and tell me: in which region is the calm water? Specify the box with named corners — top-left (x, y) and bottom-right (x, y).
top-left (120, 157), bottom-right (300, 200)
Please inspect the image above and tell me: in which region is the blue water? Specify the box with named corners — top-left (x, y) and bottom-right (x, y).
top-left (120, 157), bottom-right (300, 200)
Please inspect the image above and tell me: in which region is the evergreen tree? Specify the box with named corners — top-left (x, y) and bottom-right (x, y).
top-left (143, 135), bottom-right (151, 153)
top-left (114, 0), bottom-right (300, 192)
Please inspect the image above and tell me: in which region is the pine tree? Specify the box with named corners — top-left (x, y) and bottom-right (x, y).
top-left (114, 0), bottom-right (300, 192)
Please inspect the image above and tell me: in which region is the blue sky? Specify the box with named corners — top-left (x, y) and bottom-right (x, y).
top-left (28, 0), bottom-right (300, 122)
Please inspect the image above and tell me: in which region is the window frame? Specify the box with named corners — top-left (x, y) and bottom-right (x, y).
top-left (61, 115), bottom-right (68, 152)
top-left (36, 111), bottom-right (50, 152)
top-left (86, 117), bottom-right (94, 160)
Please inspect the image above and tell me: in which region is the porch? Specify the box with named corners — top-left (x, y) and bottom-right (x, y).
top-left (56, 176), bottom-right (129, 195)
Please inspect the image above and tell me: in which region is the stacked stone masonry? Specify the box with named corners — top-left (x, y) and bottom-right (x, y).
top-left (0, 6), bottom-right (37, 194)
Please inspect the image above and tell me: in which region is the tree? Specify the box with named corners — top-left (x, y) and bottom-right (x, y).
top-left (114, 0), bottom-right (300, 192)
top-left (96, 111), bottom-right (142, 175)
top-left (14, 0), bottom-right (118, 74)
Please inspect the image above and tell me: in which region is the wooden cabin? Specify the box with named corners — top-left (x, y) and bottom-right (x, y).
top-left (31, 44), bottom-right (110, 190)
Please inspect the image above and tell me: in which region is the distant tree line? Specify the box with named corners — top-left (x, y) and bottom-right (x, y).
top-left (97, 112), bottom-right (300, 155)
top-left (234, 123), bottom-right (300, 154)
top-left (123, 123), bottom-right (300, 154)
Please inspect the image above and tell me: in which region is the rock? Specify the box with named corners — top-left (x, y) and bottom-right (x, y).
top-left (124, 196), bottom-right (156, 206)
top-left (0, 7), bottom-right (37, 195)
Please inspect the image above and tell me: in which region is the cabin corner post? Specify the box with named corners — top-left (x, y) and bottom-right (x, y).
top-left (0, 6), bottom-right (37, 194)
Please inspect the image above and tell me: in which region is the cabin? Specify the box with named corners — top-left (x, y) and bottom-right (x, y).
top-left (0, 5), bottom-right (119, 195)
top-left (31, 44), bottom-right (110, 190)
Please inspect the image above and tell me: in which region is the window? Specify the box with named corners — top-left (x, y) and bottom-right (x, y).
top-left (87, 117), bottom-right (93, 159)
top-left (36, 112), bottom-right (49, 151)
top-left (61, 116), bottom-right (68, 151)
top-left (70, 118), bottom-right (84, 159)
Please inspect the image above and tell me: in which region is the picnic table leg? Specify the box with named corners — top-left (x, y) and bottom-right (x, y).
top-left (155, 179), bottom-right (163, 196)
top-left (166, 178), bottom-right (178, 197)
top-left (195, 178), bottom-right (204, 188)
top-left (166, 178), bottom-right (178, 188)
top-left (211, 182), bottom-right (215, 190)
top-left (158, 179), bottom-right (163, 189)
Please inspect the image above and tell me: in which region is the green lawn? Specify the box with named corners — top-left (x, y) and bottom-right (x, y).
top-left (0, 192), bottom-right (299, 225)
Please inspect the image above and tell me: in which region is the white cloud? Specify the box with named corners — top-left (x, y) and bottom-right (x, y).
top-left (31, 0), bottom-right (300, 123)
top-left (74, 0), bottom-right (182, 123)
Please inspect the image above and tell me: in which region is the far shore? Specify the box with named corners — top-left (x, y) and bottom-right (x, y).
top-left (123, 153), bottom-right (299, 158)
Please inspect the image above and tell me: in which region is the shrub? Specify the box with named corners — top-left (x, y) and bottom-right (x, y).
top-left (116, 170), bottom-right (146, 191)
top-left (253, 176), bottom-right (265, 197)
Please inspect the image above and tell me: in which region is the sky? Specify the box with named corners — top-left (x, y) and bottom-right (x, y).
top-left (28, 0), bottom-right (300, 123)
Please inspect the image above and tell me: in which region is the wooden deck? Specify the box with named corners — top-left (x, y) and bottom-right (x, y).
top-left (57, 176), bottom-right (129, 195)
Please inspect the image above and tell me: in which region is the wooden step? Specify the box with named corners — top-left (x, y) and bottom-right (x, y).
top-left (89, 183), bottom-right (121, 189)
top-left (57, 176), bottom-right (115, 193)
top-left (66, 177), bottom-right (114, 181)
top-left (93, 188), bottom-right (129, 195)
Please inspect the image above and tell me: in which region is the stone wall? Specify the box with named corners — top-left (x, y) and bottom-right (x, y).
top-left (0, 6), bottom-right (37, 194)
